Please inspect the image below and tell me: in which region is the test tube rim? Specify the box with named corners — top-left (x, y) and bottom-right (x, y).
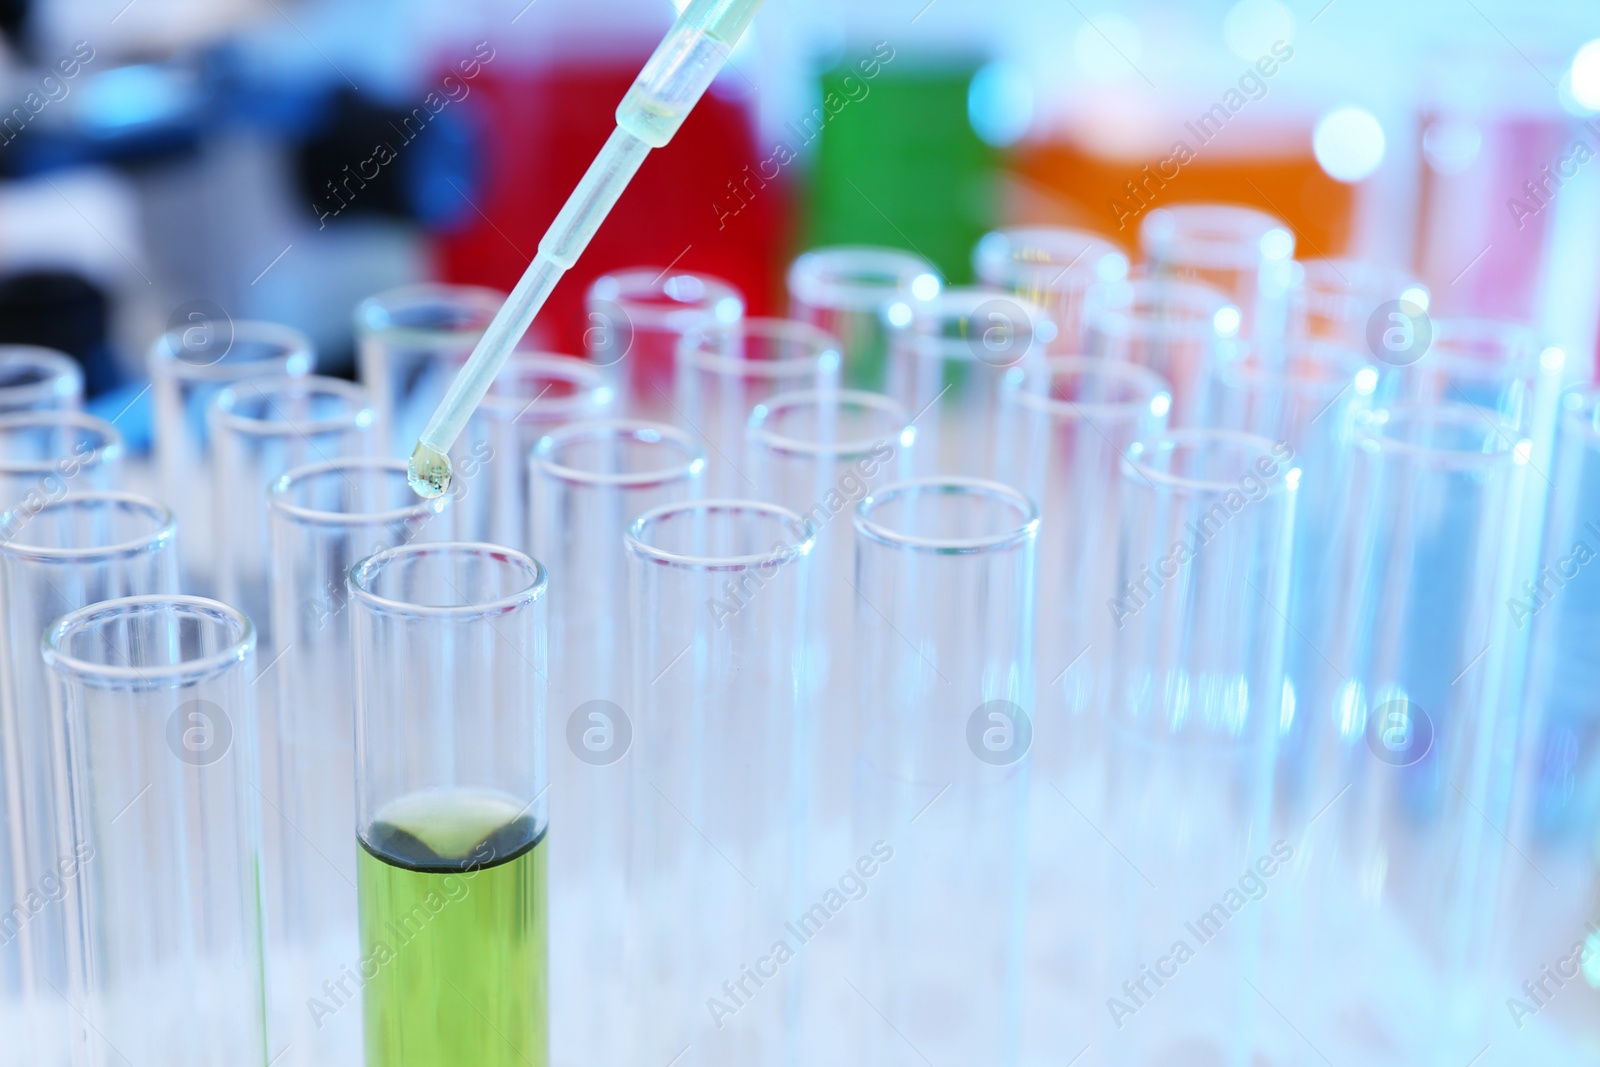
top-left (1296, 257), bottom-right (1428, 304)
top-left (903, 286), bottom-right (1059, 360)
top-left (1003, 356), bottom-right (1172, 422)
top-left (1353, 402), bottom-right (1523, 470)
top-left (1122, 427), bottom-right (1298, 497)
top-left (41, 593), bottom-right (254, 690)
top-left (0, 344), bottom-right (84, 407)
top-left (0, 490), bottom-right (174, 562)
top-left (786, 245), bottom-right (941, 312)
top-left (268, 457), bottom-right (449, 529)
top-left (625, 497), bottom-right (816, 572)
top-left (532, 417), bottom-right (706, 489)
top-left (349, 540), bottom-right (547, 620)
top-left (1425, 316), bottom-right (1544, 383)
top-left (972, 225), bottom-right (1129, 290)
top-left (586, 268), bottom-right (745, 331)
top-left (853, 476), bottom-right (1040, 555)
top-left (476, 353), bottom-right (615, 422)
top-left (353, 281), bottom-right (508, 344)
top-left (676, 317), bottom-right (844, 381)
top-left (208, 374), bottom-right (377, 438)
top-left (1139, 202), bottom-right (1294, 269)
top-left (747, 387), bottom-right (914, 460)
top-left (147, 319), bottom-right (315, 384)
top-left (0, 409), bottom-right (123, 474)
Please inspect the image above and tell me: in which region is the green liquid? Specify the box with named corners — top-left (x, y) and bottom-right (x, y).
top-left (357, 789), bottom-right (548, 1067)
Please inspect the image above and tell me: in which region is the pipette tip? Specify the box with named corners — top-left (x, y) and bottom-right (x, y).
top-left (408, 442), bottom-right (453, 499)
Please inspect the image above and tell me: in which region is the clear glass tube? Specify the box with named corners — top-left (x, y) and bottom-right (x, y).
top-left (1088, 276), bottom-right (1237, 428)
top-left (972, 226), bottom-right (1130, 353)
top-left (209, 375), bottom-right (376, 653)
top-left (1207, 342), bottom-right (1384, 812)
top-left (1099, 429), bottom-right (1297, 1067)
top-left (1291, 259), bottom-right (1430, 346)
top-left (746, 388), bottom-right (916, 838)
top-left (585, 269), bottom-right (745, 419)
top-left (1290, 405), bottom-right (1527, 1065)
top-left (43, 595), bottom-right (265, 1066)
top-left (0, 493), bottom-right (176, 1065)
top-left (350, 542), bottom-right (549, 1066)
top-left (887, 287), bottom-right (1055, 479)
top-left (624, 500), bottom-right (813, 1067)
top-left (0, 347), bottom-right (82, 414)
top-left (1139, 203), bottom-right (1297, 344)
top-left (1500, 385), bottom-right (1600, 1024)
top-left (354, 283), bottom-right (506, 456)
top-left (527, 419), bottom-right (703, 1067)
top-left (263, 459), bottom-right (451, 1067)
top-left (675, 317), bottom-right (842, 494)
top-left (0, 412), bottom-right (123, 525)
top-left (787, 246), bottom-right (942, 392)
top-left (449, 355), bottom-right (613, 553)
top-left (996, 358), bottom-right (1169, 773)
top-left (150, 320), bottom-right (315, 594)
top-left (850, 479), bottom-right (1036, 1067)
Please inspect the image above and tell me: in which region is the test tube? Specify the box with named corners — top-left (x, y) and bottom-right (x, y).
top-left (0, 347), bottom-right (82, 414)
top-left (1087, 276), bottom-right (1238, 428)
top-left (449, 355), bottom-right (613, 553)
top-left (0, 412), bottom-right (123, 522)
top-left (1139, 203), bottom-right (1297, 344)
top-left (354, 283), bottom-right (506, 455)
top-left (0, 494), bottom-right (176, 1066)
top-left (1291, 259), bottom-right (1430, 346)
top-left (1499, 385), bottom-right (1600, 1013)
top-left (886, 287), bottom-right (1055, 479)
top-left (43, 595), bottom-right (265, 1066)
top-left (675, 318), bottom-right (842, 494)
top-left (1291, 405), bottom-right (1526, 1065)
top-left (263, 459), bottom-right (450, 1067)
top-left (1098, 430), bottom-right (1297, 1067)
top-left (787, 246), bottom-right (942, 391)
top-left (1207, 342), bottom-right (1382, 811)
top-left (995, 358), bottom-right (1170, 775)
top-left (850, 479), bottom-right (1036, 1067)
top-left (528, 419), bottom-right (703, 1067)
top-left (585, 269), bottom-right (745, 419)
top-left (972, 226), bottom-right (1130, 352)
top-left (350, 543), bottom-right (549, 1066)
top-left (209, 376), bottom-right (376, 652)
top-left (150, 319), bottom-right (315, 593)
top-left (625, 500), bottom-right (813, 1067)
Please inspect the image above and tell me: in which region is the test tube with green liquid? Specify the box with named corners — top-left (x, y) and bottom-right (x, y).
top-left (349, 542), bottom-right (549, 1066)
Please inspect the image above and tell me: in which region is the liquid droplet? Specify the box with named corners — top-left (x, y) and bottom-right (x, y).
top-left (408, 442), bottom-right (452, 498)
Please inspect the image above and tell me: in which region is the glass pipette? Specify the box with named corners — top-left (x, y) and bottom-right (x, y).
top-left (407, 0), bottom-right (765, 497)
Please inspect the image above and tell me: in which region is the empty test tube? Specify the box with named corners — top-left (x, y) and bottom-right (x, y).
top-left (528, 419), bottom-right (703, 1067)
top-left (887, 287), bottom-right (1055, 480)
top-left (1140, 203), bottom-right (1297, 345)
top-left (1099, 430), bottom-right (1297, 1067)
top-left (0, 494), bottom-right (176, 1066)
top-left (150, 319), bottom-right (315, 593)
top-left (1088, 275), bottom-right (1238, 427)
top-left (787, 246), bottom-right (942, 391)
top-left (851, 479), bottom-right (1036, 1067)
top-left (0, 347), bottom-right (82, 414)
top-left (625, 501), bottom-right (813, 1067)
top-left (585, 269), bottom-right (744, 419)
top-left (44, 596), bottom-right (266, 1066)
top-left (355, 283), bottom-right (506, 456)
top-left (1292, 259), bottom-right (1429, 346)
top-left (0, 411), bottom-right (122, 521)
top-left (209, 376), bottom-right (376, 650)
top-left (972, 226), bottom-right (1130, 353)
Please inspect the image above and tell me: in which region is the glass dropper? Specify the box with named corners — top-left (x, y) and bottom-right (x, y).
top-left (407, 0), bottom-right (765, 497)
